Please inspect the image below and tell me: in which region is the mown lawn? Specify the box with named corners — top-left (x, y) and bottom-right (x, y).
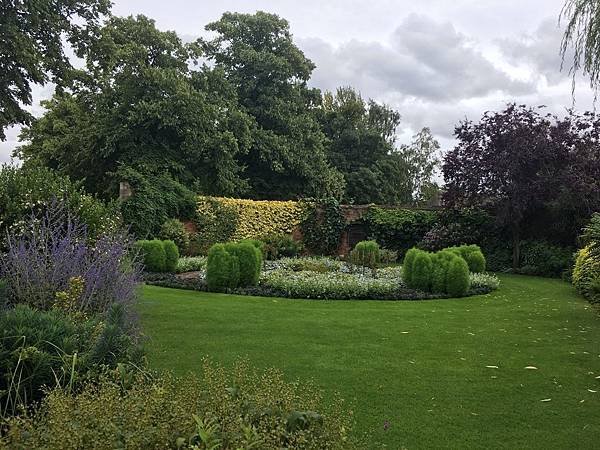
top-left (138, 275), bottom-right (600, 449)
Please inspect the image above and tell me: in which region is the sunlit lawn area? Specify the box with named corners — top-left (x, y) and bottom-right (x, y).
top-left (139, 274), bottom-right (600, 449)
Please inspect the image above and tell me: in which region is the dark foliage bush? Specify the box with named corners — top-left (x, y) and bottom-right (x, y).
top-left (365, 207), bottom-right (439, 254)
top-left (224, 242), bottom-right (262, 287)
top-left (163, 240), bottom-right (180, 273)
top-left (411, 251), bottom-right (433, 292)
top-left (0, 203), bottom-right (140, 314)
top-left (0, 304), bottom-right (142, 417)
top-left (349, 240), bottom-right (380, 268)
top-left (446, 257), bottom-right (470, 297)
top-left (119, 167), bottom-right (196, 239)
top-left (518, 241), bottom-right (574, 278)
top-left (135, 240), bottom-right (167, 273)
top-left (402, 248), bottom-right (419, 286)
top-left (159, 219), bottom-right (190, 254)
top-left (417, 208), bottom-right (494, 251)
top-left (300, 198), bottom-right (345, 255)
top-left (206, 244), bottom-right (240, 291)
top-left (261, 233), bottom-right (301, 260)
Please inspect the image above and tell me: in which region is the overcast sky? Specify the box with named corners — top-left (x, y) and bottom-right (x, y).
top-left (1, 0), bottom-right (596, 163)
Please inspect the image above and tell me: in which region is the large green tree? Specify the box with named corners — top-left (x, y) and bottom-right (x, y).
top-left (0, 0), bottom-right (110, 139)
top-left (201, 11), bottom-right (344, 199)
top-left (17, 15), bottom-right (253, 198)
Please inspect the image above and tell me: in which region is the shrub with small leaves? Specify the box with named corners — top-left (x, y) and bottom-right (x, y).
top-left (402, 248), bottom-right (420, 287)
top-left (261, 234), bottom-right (301, 260)
top-left (411, 251), bottom-right (433, 292)
top-left (135, 239), bottom-right (167, 273)
top-left (446, 256), bottom-right (470, 297)
top-left (225, 242), bottom-right (262, 287)
top-left (349, 241), bottom-right (380, 268)
top-left (448, 245), bottom-right (486, 273)
top-left (163, 240), bottom-right (180, 273)
top-left (206, 244), bottom-right (240, 291)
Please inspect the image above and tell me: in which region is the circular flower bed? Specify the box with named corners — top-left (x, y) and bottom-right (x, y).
top-left (146, 257), bottom-right (500, 301)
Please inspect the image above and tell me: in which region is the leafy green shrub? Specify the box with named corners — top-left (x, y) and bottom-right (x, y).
top-left (446, 257), bottom-right (470, 297)
top-left (364, 207), bottom-right (439, 254)
top-left (176, 256), bottom-right (207, 273)
top-left (581, 212), bottom-right (600, 257)
top-left (261, 233), bottom-right (302, 260)
top-left (135, 239), bottom-right (167, 273)
top-left (119, 167), bottom-right (196, 239)
top-left (163, 240), bottom-right (180, 273)
top-left (519, 241), bottom-right (574, 278)
top-left (402, 248), bottom-right (419, 286)
top-left (0, 304), bottom-right (142, 417)
top-left (349, 240), bottom-right (380, 268)
top-left (411, 251), bottom-right (433, 292)
top-left (573, 245), bottom-right (600, 304)
top-left (206, 244), bottom-right (240, 291)
top-left (430, 251), bottom-right (456, 294)
top-left (0, 359), bottom-right (355, 450)
top-left (275, 257), bottom-right (343, 273)
top-left (160, 219), bottom-right (190, 254)
top-left (225, 242), bottom-right (262, 287)
top-left (300, 198), bottom-right (345, 255)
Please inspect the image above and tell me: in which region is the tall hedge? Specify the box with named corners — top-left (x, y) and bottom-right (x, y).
top-left (206, 244), bottom-right (240, 292)
top-left (402, 248), bottom-right (419, 286)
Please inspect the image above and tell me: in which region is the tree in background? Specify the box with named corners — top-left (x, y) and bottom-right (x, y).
top-left (444, 103), bottom-right (600, 269)
top-left (0, 0), bottom-right (110, 139)
top-left (201, 12), bottom-right (344, 200)
top-left (318, 87), bottom-right (438, 205)
top-left (17, 15), bottom-right (254, 199)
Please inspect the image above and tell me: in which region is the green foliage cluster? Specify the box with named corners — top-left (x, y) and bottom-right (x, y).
top-left (160, 219), bottom-right (191, 254)
top-left (573, 213), bottom-right (600, 303)
top-left (517, 241), bottom-right (574, 278)
top-left (175, 256), bottom-right (207, 274)
top-left (135, 239), bottom-right (179, 273)
top-left (349, 241), bottom-right (380, 268)
top-left (0, 359), bottom-right (354, 449)
top-left (446, 245), bottom-right (486, 273)
top-left (300, 198), bottom-right (345, 255)
top-left (119, 168), bottom-right (196, 239)
top-left (0, 165), bottom-right (118, 245)
top-left (194, 198), bottom-right (240, 253)
top-left (260, 234), bottom-right (301, 260)
top-left (0, 304), bottom-right (141, 418)
top-left (365, 207), bottom-right (439, 255)
top-left (206, 242), bottom-right (262, 291)
top-left (403, 247), bottom-right (472, 296)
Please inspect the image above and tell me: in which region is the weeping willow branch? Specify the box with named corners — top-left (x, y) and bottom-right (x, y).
top-left (560, 0), bottom-right (600, 98)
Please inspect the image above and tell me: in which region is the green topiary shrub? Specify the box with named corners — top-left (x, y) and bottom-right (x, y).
top-left (430, 250), bottom-right (456, 294)
top-left (446, 256), bottom-right (471, 297)
top-left (225, 242), bottom-right (262, 287)
top-left (239, 239), bottom-right (267, 258)
top-left (349, 240), bottom-right (380, 268)
top-left (135, 239), bottom-right (167, 273)
top-left (402, 248), bottom-right (420, 286)
top-left (206, 244), bottom-right (240, 291)
top-left (448, 244), bottom-right (486, 273)
top-left (159, 219), bottom-right (190, 254)
top-left (411, 251), bottom-right (433, 292)
top-left (162, 240), bottom-right (180, 273)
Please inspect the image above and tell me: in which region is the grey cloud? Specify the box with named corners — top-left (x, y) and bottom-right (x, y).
top-left (300, 14), bottom-right (533, 105)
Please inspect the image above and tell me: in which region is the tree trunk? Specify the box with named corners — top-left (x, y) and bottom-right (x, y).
top-left (511, 222), bottom-right (520, 270)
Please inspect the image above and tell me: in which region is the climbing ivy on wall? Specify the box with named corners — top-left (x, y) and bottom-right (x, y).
top-left (300, 198), bottom-right (346, 255)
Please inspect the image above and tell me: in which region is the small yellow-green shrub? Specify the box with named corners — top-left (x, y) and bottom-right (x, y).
top-left (573, 245), bottom-right (600, 303)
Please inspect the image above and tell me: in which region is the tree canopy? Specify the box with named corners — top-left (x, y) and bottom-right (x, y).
top-left (0, 0), bottom-right (110, 140)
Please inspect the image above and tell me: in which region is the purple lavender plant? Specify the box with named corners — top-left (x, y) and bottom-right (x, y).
top-left (0, 200), bottom-right (141, 314)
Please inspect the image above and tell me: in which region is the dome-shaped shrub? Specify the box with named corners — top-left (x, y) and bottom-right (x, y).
top-left (411, 251), bottom-right (433, 292)
top-left (206, 244), bottom-right (240, 291)
top-left (446, 257), bottom-right (470, 297)
top-left (162, 240), bottom-right (179, 273)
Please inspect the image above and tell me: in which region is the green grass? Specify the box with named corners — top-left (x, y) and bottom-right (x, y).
top-left (138, 274), bottom-right (600, 449)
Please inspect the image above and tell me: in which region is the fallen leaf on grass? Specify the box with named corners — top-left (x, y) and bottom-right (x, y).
top-left (588, 389), bottom-right (597, 393)
top-left (525, 366), bottom-right (538, 370)
top-left (486, 365), bottom-right (499, 369)
top-left (541, 398), bottom-right (552, 402)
